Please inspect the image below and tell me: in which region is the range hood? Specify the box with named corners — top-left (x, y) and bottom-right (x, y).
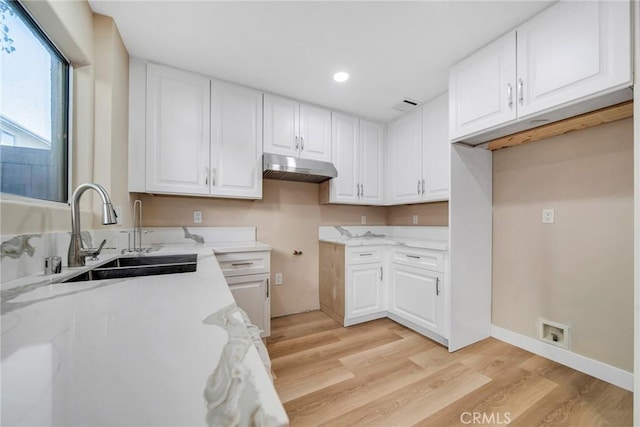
top-left (263, 153), bottom-right (337, 183)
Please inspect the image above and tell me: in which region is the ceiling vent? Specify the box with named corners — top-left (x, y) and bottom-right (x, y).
top-left (392, 98), bottom-right (420, 113)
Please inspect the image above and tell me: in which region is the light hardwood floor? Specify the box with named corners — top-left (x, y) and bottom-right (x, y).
top-left (266, 311), bottom-right (633, 426)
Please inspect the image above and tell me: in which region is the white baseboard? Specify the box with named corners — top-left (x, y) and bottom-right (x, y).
top-left (491, 325), bottom-right (633, 391)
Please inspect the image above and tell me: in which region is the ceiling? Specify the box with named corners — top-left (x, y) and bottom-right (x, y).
top-left (88, 1), bottom-right (554, 123)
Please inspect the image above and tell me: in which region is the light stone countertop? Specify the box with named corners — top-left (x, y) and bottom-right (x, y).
top-left (319, 236), bottom-right (449, 251)
top-left (0, 243), bottom-right (287, 427)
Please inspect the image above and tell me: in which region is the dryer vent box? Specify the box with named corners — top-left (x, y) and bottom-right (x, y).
top-left (538, 319), bottom-right (570, 349)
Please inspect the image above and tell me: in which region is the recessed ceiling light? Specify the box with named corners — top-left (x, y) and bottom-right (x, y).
top-left (333, 71), bottom-right (349, 83)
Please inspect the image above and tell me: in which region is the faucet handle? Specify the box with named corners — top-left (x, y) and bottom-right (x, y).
top-left (81, 239), bottom-right (107, 261)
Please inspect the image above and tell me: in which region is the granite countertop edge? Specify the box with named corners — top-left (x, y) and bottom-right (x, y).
top-left (319, 237), bottom-right (449, 251)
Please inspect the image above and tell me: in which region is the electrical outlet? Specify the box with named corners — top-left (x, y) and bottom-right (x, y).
top-left (412, 215), bottom-right (418, 225)
top-left (542, 209), bottom-right (554, 224)
top-left (361, 215), bottom-right (366, 225)
top-left (275, 273), bottom-right (283, 285)
top-left (193, 211), bottom-right (203, 224)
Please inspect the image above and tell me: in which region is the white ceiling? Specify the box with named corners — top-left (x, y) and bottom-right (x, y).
top-left (88, 1), bottom-right (554, 123)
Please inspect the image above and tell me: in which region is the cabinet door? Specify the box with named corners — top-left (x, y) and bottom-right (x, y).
top-left (211, 81), bottom-right (263, 199)
top-left (389, 264), bottom-right (444, 335)
top-left (331, 112), bottom-right (360, 204)
top-left (449, 31), bottom-right (517, 141)
top-left (145, 63), bottom-right (210, 194)
top-left (299, 103), bottom-right (332, 161)
top-left (359, 120), bottom-right (385, 205)
top-left (347, 263), bottom-right (384, 320)
top-left (387, 109), bottom-right (423, 204)
top-left (227, 276), bottom-right (270, 337)
top-left (263, 94), bottom-right (299, 157)
top-left (422, 93), bottom-right (450, 201)
top-left (517, 1), bottom-right (631, 118)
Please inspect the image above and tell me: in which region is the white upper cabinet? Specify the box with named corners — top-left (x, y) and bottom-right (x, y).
top-left (516, 1), bottom-right (631, 118)
top-left (387, 93), bottom-right (450, 205)
top-left (329, 113), bottom-right (384, 205)
top-left (421, 93), bottom-right (450, 201)
top-left (145, 63), bottom-right (211, 195)
top-left (359, 120), bottom-right (384, 204)
top-left (262, 95), bottom-right (299, 156)
top-left (449, 32), bottom-right (517, 141)
top-left (210, 81), bottom-right (263, 199)
top-left (264, 94), bottom-right (331, 162)
top-left (330, 113), bottom-right (360, 203)
top-left (299, 104), bottom-right (332, 161)
top-left (134, 62), bottom-right (263, 199)
top-left (449, 0), bottom-right (631, 143)
top-left (387, 109), bottom-right (422, 204)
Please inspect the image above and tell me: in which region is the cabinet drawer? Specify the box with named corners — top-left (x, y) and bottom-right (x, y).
top-left (391, 247), bottom-right (444, 272)
top-left (347, 246), bottom-right (384, 265)
top-left (216, 251), bottom-right (270, 277)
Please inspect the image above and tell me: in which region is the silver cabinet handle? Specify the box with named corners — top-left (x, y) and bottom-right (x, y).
top-left (436, 277), bottom-right (440, 296)
top-left (406, 254), bottom-right (420, 259)
top-left (380, 266), bottom-right (383, 281)
top-left (507, 84), bottom-right (513, 109)
top-left (518, 78), bottom-right (524, 105)
top-left (231, 262), bottom-right (253, 267)
top-left (266, 278), bottom-right (269, 298)
top-left (205, 167), bottom-right (209, 186)
top-left (356, 183), bottom-right (361, 198)
top-left (359, 253), bottom-right (373, 257)
top-left (300, 136), bottom-right (304, 151)
top-left (295, 135), bottom-right (300, 151)
top-left (211, 168), bottom-right (216, 186)
top-left (360, 183), bottom-right (364, 197)
top-left (422, 179), bottom-right (426, 195)
top-left (417, 180), bottom-right (421, 195)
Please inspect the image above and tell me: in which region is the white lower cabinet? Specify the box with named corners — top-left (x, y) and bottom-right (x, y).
top-left (320, 243), bottom-right (448, 342)
top-left (216, 250), bottom-right (271, 337)
top-left (346, 262), bottom-right (384, 321)
top-left (388, 263), bottom-right (445, 337)
top-left (344, 245), bottom-right (386, 325)
top-left (388, 247), bottom-right (447, 340)
top-left (226, 274), bottom-right (270, 337)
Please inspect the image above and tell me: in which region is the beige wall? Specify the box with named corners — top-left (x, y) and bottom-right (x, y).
top-left (93, 14), bottom-right (132, 228)
top-left (0, 2), bottom-right (133, 235)
top-left (136, 180), bottom-right (388, 316)
top-left (388, 201), bottom-right (448, 226)
top-left (492, 118), bottom-right (634, 371)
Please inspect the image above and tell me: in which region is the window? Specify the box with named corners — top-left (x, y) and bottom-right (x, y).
top-left (1, 130), bottom-right (15, 146)
top-left (0, 0), bottom-right (69, 202)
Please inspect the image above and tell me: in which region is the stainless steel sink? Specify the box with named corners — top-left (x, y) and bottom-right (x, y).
top-left (63, 254), bottom-right (198, 282)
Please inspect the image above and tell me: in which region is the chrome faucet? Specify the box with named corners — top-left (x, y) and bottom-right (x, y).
top-left (68, 183), bottom-right (118, 267)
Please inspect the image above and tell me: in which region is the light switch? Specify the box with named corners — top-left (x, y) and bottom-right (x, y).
top-left (193, 211), bottom-right (203, 224)
top-left (361, 215), bottom-right (366, 225)
top-left (412, 215), bottom-right (418, 225)
top-left (542, 209), bottom-right (554, 224)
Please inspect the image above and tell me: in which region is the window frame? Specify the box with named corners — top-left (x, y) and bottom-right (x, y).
top-left (0, 0), bottom-right (73, 206)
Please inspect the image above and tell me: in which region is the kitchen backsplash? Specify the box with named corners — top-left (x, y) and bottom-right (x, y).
top-left (0, 226), bottom-right (257, 283)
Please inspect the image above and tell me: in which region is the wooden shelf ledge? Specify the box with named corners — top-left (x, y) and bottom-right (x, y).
top-left (487, 100), bottom-right (634, 151)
